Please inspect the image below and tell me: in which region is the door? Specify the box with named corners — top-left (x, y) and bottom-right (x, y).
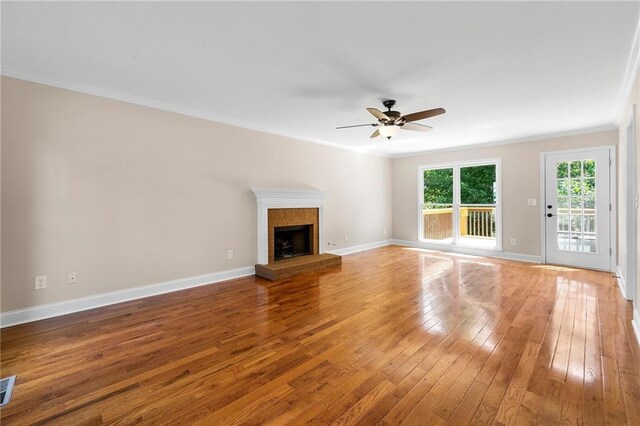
top-left (544, 149), bottom-right (611, 270)
top-left (420, 161), bottom-right (500, 249)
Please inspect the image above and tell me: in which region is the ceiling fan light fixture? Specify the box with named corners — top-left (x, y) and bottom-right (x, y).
top-left (336, 100), bottom-right (445, 141)
top-left (378, 124), bottom-right (399, 140)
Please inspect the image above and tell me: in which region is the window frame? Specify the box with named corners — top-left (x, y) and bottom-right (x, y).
top-left (417, 158), bottom-right (503, 251)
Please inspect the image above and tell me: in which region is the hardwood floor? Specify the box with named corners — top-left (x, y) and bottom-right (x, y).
top-left (1, 245), bottom-right (639, 425)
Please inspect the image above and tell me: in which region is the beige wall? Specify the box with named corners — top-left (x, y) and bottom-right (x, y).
top-left (392, 130), bottom-right (618, 257)
top-left (1, 77), bottom-right (392, 312)
top-left (0, 75), bottom-right (627, 315)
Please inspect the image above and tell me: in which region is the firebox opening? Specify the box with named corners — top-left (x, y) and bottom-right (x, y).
top-left (274, 225), bottom-right (312, 261)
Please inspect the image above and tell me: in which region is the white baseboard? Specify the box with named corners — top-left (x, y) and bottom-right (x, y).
top-left (616, 265), bottom-right (628, 300)
top-left (1, 240), bottom-right (396, 328)
top-left (390, 239), bottom-right (542, 263)
top-left (0, 240), bottom-right (548, 328)
top-left (0, 266), bottom-right (255, 328)
top-left (632, 309), bottom-right (640, 347)
top-left (326, 239), bottom-right (393, 256)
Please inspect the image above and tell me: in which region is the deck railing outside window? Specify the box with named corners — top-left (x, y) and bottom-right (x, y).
top-left (422, 205), bottom-right (496, 240)
top-left (422, 205), bottom-right (453, 240)
top-left (461, 205), bottom-right (496, 238)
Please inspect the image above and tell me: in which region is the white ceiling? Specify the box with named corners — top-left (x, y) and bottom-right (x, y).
top-left (2, 2), bottom-right (639, 156)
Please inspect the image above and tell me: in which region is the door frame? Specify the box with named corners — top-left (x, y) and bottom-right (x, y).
top-left (539, 145), bottom-right (617, 272)
top-left (625, 105), bottom-right (637, 301)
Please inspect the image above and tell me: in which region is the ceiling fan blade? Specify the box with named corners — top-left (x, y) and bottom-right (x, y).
top-left (367, 108), bottom-right (391, 121)
top-left (401, 108), bottom-right (446, 123)
top-left (402, 123), bottom-right (433, 132)
top-left (370, 129), bottom-right (380, 138)
top-left (336, 123), bottom-right (375, 129)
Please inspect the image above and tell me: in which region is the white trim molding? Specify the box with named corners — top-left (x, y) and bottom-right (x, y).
top-left (0, 266), bottom-right (255, 328)
top-left (252, 188), bottom-right (326, 265)
top-left (624, 105), bottom-right (637, 302)
top-left (4, 71), bottom-right (621, 160)
top-left (327, 240), bottom-right (393, 256)
top-left (616, 15), bottom-right (640, 121)
top-left (633, 309), bottom-right (640, 347)
top-left (0, 241), bottom-right (555, 328)
top-left (1, 70), bottom-right (392, 158)
top-left (391, 239), bottom-right (542, 263)
top-left (617, 265), bottom-right (628, 300)
top-left (0, 237), bottom-right (393, 328)
top-left (391, 124), bottom-right (617, 159)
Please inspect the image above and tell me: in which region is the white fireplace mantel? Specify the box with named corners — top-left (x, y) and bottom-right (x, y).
top-left (252, 188), bottom-right (326, 265)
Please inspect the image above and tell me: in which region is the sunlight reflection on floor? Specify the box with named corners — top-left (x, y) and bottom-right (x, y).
top-left (531, 264), bottom-right (581, 272)
top-left (402, 247), bottom-right (483, 259)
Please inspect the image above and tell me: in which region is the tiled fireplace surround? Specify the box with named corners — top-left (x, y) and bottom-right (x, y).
top-left (268, 208), bottom-right (319, 263)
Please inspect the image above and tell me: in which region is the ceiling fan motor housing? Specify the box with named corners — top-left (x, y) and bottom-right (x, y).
top-left (385, 111), bottom-right (401, 121)
top-left (381, 100), bottom-right (401, 122)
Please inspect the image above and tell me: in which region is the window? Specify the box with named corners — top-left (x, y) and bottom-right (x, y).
top-left (555, 159), bottom-right (596, 253)
top-left (419, 160), bottom-right (501, 250)
top-left (422, 168), bottom-right (454, 241)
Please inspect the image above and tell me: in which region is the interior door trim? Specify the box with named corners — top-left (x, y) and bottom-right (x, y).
top-left (625, 105), bottom-right (637, 301)
top-left (539, 145), bottom-right (617, 272)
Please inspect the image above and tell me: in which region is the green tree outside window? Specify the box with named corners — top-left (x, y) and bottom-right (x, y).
top-left (423, 165), bottom-right (496, 205)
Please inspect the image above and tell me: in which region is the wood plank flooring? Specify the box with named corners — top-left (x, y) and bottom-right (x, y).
top-left (1, 245), bottom-right (639, 425)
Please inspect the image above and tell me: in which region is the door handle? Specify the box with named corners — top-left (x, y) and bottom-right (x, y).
top-left (547, 213), bottom-right (554, 218)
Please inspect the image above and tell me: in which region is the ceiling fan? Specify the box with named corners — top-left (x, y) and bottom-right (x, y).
top-left (336, 100), bottom-right (446, 140)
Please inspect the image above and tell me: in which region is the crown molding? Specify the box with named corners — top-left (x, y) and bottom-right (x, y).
top-left (1, 69), bottom-right (391, 158)
top-left (389, 123), bottom-right (618, 159)
top-left (0, 69), bottom-right (620, 159)
top-left (616, 12), bottom-right (640, 122)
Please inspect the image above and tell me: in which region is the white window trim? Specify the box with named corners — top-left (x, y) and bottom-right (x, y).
top-left (417, 158), bottom-right (503, 252)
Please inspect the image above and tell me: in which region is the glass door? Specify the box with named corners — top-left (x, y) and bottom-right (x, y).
top-left (459, 164), bottom-right (497, 249)
top-left (420, 161), bottom-right (500, 249)
top-left (544, 149), bottom-right (611, 270)
top-left (421, 168), bottom-right (454, 242)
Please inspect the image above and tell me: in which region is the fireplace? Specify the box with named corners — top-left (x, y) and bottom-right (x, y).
top-left (251, 188), bottom-right (326, 265)
top-left (252, 188), bottom-right (341, 280)
top-left (274, 224), bottom-right (312, 260)
top-left (267, 207), bottom-right (319, 263)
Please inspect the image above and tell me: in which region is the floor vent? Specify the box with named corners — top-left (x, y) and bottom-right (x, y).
top-left (0, 376), bottom-right (16, 407)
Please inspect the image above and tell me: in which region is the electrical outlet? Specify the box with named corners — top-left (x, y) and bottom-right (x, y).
top-left (35, 275), bottom-right (47, 290)
top-left (67, 272), bottom-right (77, 284)
top-left (344, 234), bottom-right (348, 241)
top-left (383, 228), bottom-right (387, 235)
top-left (227, 250), bottom-right (234, 260)
top-left (527, 199), bottom-right (537, 206)
top-left (510, 238), bottom-right (517, 246)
